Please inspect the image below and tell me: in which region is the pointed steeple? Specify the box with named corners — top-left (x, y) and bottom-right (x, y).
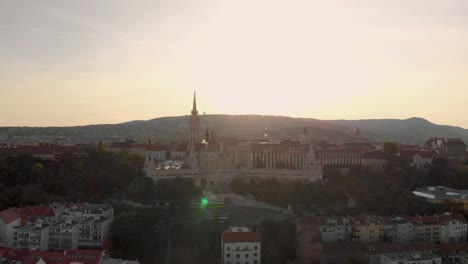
top-left (210, 131), bottom-right (215, 142)
top-left (191, 91), bottom-right (198, 115)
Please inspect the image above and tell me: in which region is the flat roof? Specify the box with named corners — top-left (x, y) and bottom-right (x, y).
top-left (414, 186), bottom-right (468, 200)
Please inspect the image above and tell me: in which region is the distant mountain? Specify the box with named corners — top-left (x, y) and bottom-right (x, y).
top-left (1, 115), bottom-right (467, 145)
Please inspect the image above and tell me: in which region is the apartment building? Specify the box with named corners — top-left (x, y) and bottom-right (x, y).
top-left (296, 213), bottom-right (465, 244)
top-left (48, 219), bottom-right (80, 250)
top-left (379, 252), bottom-right (441, 264)
top-left (1, 203), bottom-right (113, 251)
top-left (16, 220), bottom-right (50, 251)
top-left (78, 216), bottom-right (112, 249)
top-left (221, 227), bottom-right (261, 264)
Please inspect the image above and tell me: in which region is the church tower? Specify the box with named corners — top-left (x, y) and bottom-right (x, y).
top-left (188, 91), bottom-right (200, 167)
top-left (353, 127), bottom-right (361, 143)
top-left (300, 127), bottom-right (310, 144)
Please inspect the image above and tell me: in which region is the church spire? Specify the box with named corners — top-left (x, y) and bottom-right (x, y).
top-left (191, 91), bottom-right (198, 115)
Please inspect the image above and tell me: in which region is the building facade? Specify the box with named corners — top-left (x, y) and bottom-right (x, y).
top-left (221, 227), bottom-right (261, 264)
top-left (296, 213), bottom-right (466, 244)
top-left (144, 92), bottom-right (324, 190)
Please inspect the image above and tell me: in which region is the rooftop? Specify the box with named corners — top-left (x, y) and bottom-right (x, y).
top-left (413, 186), bottom-right (468, 201)
top-left (223, 231), bottom-right (261, 243)
top-left (383, 252), bottom-right (440, 261)
top-left (0, 208), bottom-right (20, 224)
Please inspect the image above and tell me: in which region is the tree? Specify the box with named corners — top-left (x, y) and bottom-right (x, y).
top-left (127, 176), bottom-right (155, 203)
top-left (262, 245), bottom-right (282, 264)
top-left (230, 177), bottom-right (246, 195)
top-left (383, 142), bottom-right (399, 160)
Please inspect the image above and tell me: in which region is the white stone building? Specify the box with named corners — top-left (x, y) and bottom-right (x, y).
top-left (379, 252), bottom-right (441, 264)
top-left (78, 216), bottom-right (112, 249)
top-left (0, 209), bottom-right (21, 247)
top-left (16, 219), bottom-right (50, 251)
top-left (144, 92), bottom-right (324, 191)
top-left (221, 227), bottom-right (261, 264)
top-left (48, 219), bottom-right (80, 250)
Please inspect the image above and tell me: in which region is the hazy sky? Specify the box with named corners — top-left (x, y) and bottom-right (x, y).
top-left (1, 0), bottom-right (468, 128)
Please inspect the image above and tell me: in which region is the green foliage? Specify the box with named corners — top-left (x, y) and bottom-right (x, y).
top-left (260, 219), bottom-right (297, 264)
top-left (230, 176), bottom-right (347, 212)
top-left (383, 141), bottom-right (399, 160)
top-left (109, 207), bottom-right (162, 263)
top-left (157, 177), bottom-right (201, 206)
top-left (230, 161), bottom-right (468, 216)
top-left (127, 176), bottom-right (155, 203)
top-left (0, 150), bottom-right (144, 208)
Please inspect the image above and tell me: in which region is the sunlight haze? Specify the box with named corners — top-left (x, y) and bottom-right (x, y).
top-left (1, 0), bottom-right (467, 127)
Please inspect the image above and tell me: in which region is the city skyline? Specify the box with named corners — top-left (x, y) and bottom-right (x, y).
top-left (1, 0), bottom-right (468, 128)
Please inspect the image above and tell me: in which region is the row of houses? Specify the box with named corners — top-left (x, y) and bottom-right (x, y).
top-left (296, 214), bottom-right (468, 264)
top-left (296, 213), bottom-right (467, 244)
top-left (0, 204), bottom-right (113, 251)
top-left (0, 247), bottom-right (138, 264)
top-left (297, 241), bottom-right (468, 264)
top-left (0, 144), bottom-right (96, 161)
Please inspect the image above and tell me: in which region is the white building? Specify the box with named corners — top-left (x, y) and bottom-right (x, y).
top-left (48, 219), bottom-right (80, 250)
top-left (60, 203), bottom-right (114, 222)
top-left (16, 219), bottom-right (50, 251)
top-left (144, 93), bottom-right (324, 191)
top-left (78, 216), bottom-right (112, 249)
top-left (221, 227), bottom-right (261, 264)
top-left (0, 203), bottom-right (113, 251)
top-left (379, 252), bottom-right (441, 264)
top-left (440, 215), bottom-right (467, 243)
top-left (0, 209), bottom-right (21, 247)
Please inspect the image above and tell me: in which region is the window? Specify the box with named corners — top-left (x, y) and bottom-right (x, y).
top-left (254, 246), bottom-right (258, 250)
top-left (236, 254), bottom-right (240, 258)
top-left (245, 254), bottom-right (249, 258)
top-left (227, 254), bottom-right (231, 257)
top-left (254, 253), bottom-right (258, 257)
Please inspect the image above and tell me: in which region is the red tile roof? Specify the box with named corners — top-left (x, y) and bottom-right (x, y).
top-left (446, 138), bottom-right (466, 146)
top-left (0, 209), bottom-right (20, 224)
top-left (400, 150), bottom-right (434, 158)
top-left (0, 247), bottom-right (29, 263)
top-left (18, 205), bottom-right (55, 222)
top-left (65, 249), bottom-right (104, 264)
top-left (0, 248), bottom-right (107, 264)
top-left (145, 144), bottom-right (167, 151)
top-left (223, 232), bottom-right (261, 243)
top-left (24, 251), bottom-right (66, 264)
top-left (0, 206), bottom-right (54, 226)
top-left (169, 143), bottom-right (188, 152)
top-left (399, 144), bottom-right (421, 150)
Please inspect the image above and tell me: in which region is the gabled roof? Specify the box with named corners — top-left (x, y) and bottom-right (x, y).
top-left (0, 247), bottom-right (29, 263)
top-left (65, 249), bottom-right (104, 264)
top-left (145, 144), bottom-right (167, 151)
top-left (446, 138), bottom-right (466, 146)
top-left (24, 251), bottom-right (66, 264)
top-left (169, 143), bottom-right (188, 152)
top-left (223, 231), bottom-right (261, 243)
top-left (0, 208), bottom-right (20, 224)
top-left (18, 205), bottom-right (55, 222)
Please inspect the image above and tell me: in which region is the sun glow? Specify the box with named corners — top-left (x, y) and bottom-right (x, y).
top-left (1, 0), bottom-right (468, 127)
